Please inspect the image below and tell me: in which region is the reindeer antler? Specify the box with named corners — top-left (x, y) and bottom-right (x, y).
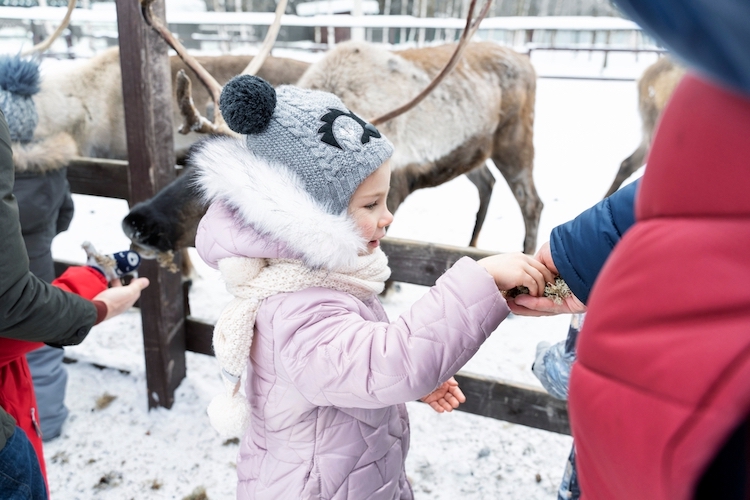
top-left (172, 69), bottom-right (221, 135)
top-left (141, 0), bottom-right (236, 136)
top-left (140, 0), bottom-right (286, 137)
top-left (20, 0), bottom-right (77, 57)
top-left (370, 0), bottom-right (492, 126)
top-left (241, 0), bottom-right (288, 76)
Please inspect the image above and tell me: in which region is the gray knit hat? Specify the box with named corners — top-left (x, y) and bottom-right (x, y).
top-left (219, 75), bottom-right (393, 215)
top-left (0, 56), bottom-right (40, 144)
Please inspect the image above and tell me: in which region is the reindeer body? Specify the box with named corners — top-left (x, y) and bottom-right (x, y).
top-left (297, 41), bottom-right (542, 253)
top-left (34, 48), bottom-right (126, 160)
top-left (32, 47), bottom-right (310, 161)
top-left (605, 56), bottom-right (685, 197)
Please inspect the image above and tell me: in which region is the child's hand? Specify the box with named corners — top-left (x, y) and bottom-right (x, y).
top-left (503, 242), bottom-right (587, 316)
top-left (420, 377), bottom-right (465, 413)
top-left (477, 252), bottom-right (555, 296)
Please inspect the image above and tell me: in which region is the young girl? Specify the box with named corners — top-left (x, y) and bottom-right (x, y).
top-left (192, 75), bottom-right (553, 499)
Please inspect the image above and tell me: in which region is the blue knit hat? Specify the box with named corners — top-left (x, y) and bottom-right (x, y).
top-left (0, 56), bottom-right (40, 144)
top-left (219, 75), bottom-right (394, 215)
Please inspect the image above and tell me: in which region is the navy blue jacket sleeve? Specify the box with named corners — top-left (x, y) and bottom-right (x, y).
top-left (550, 180), bottom-right (638, 304)
top-left (613, 0), bottom-right (750, 95)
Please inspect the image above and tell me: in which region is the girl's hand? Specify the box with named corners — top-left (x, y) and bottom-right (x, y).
top-left (477, 252), bottom-right (555, 296)
top-left (420, 377), bottom-right (465, 413)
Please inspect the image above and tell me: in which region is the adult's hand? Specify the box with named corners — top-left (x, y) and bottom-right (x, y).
top-left (93, 277), bottom-right (150, 321)
top-left (535, 241), bottom-right (559, 275)
top-left (508, 292), bottom-right (586, 316)
top-left (505, 241), bottom-right (586, 316)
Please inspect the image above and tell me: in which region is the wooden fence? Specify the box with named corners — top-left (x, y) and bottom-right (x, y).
top-left (48, 0), bottom-right (570, 437)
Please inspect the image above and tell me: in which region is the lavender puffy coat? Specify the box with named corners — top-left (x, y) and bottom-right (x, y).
top-left (193, 137), bottom-right (510, 499)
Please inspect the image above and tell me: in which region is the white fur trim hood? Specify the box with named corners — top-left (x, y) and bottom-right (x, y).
top-left (191, 136), bottom-right (367, 271)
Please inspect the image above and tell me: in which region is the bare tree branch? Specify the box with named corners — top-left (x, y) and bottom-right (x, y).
top-left (20, 0), bottom-right (77, 57)
top-left (370, 0), bottom-right (492, 126)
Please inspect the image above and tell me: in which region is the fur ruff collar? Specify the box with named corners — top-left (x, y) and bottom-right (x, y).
top-left (12, 132), bottom-right (78, 174)
top-left (191, 136), bottom-right (367, 271)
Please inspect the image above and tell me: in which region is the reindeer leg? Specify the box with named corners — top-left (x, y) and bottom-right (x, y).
top-left (465, 163), bottom-right (495, 247)
top-left (604, 141), bottom-right (648, 198)
top-left (492, 103), bottom-right (543, 255)
top-left (493, 157), bottom-right (543, 255)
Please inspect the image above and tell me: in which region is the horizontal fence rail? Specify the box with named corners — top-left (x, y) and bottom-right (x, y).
top-left (57, 157), bottom-right (571, 435)
top-left (1, 6), bottom-right (656, 57)
top-left (67, 156), bottom-right (129, 199)
top-left (0, 7), bottom-right (640, 31)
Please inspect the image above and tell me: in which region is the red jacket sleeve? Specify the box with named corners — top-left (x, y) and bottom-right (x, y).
top-left (52, 266), bottom-right (107, 300)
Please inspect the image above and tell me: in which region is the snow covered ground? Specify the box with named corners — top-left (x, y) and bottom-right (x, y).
top-left (40, 47), bottom-right (652, 499)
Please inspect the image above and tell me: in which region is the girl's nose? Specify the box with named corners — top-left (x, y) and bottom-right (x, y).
top-left (381, 209), bottom-right (394, 228)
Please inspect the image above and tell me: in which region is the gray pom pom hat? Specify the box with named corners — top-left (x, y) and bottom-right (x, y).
top-left (0, 56), bottom-right (41, 144)
top-left (191, 76), bottom-right (394, 270)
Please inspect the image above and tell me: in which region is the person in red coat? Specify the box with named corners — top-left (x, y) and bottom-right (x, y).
top-left (0, 244), bottom-right (143, 494)
top-left (510, 0), bottom-right (750, 497)
top-left (0, 266), bottom-right (111, 483)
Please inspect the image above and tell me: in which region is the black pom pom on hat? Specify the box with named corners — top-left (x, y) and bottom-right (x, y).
top-left (219, 75), bottom-right (277, 135)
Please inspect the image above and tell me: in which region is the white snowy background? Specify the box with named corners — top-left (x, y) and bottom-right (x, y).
top-left (15, 32), bottom-right (651, 499)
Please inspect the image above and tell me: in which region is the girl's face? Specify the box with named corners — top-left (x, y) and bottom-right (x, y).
top-left (348, 161), bottom-right (393, 254)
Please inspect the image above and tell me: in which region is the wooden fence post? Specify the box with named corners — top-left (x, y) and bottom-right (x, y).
top-left (115, 0), bottom-right (186, 409)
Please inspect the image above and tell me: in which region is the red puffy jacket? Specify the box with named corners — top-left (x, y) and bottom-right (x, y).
top-left (569, 74), bottom-right (750, 499)
top-left (0, 266), bottom-right (106, 485)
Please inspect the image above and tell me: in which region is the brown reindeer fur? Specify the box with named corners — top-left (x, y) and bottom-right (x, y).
top-left (32, 47), bottom-right (311, 162)
top-left (297, 41), bottom-right (542, 253)
top-left (604, 56), bottom-right (686, 197)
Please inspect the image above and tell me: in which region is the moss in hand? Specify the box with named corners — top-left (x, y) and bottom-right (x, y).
top-left (502, 276), bottom-right (572, 305)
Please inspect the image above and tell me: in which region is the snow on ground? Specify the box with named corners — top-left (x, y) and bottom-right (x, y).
top-left (42, 48), bottom-right (651, 499)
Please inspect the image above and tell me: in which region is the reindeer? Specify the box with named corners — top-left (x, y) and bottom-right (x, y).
top-left (299, 40), bottom-right (541, 253)
top-left (124, 40), bottom-right (541, 258)
top-left (604, 56), bottom-right (685, 197)
top-left (123, 0), bottom-right (542, 262)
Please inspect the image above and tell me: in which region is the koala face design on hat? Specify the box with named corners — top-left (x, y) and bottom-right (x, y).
top-left (219, 75), bottom-right (394, 215)
top-left (318, 108), bottom-right (382, 151)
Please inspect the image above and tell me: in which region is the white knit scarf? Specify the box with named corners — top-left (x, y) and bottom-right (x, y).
top-left (207, 247), bottom-right (391, 436)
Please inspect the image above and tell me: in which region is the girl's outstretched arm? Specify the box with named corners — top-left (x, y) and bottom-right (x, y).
top-left (274, 257), bottom-right (508, 409)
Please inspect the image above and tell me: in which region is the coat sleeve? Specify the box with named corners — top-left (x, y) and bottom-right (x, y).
top-left (274, 257), bottom-right (509, 409)
top-left (0, 110), bottom-right (97, 345)
top-left (56, 177), bottom-right (75, 235)
top-left (550, 180), bottom-right (638, 304)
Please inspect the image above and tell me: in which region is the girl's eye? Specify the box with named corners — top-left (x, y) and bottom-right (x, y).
top-left (364, 202), bottom-right (377, 210)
